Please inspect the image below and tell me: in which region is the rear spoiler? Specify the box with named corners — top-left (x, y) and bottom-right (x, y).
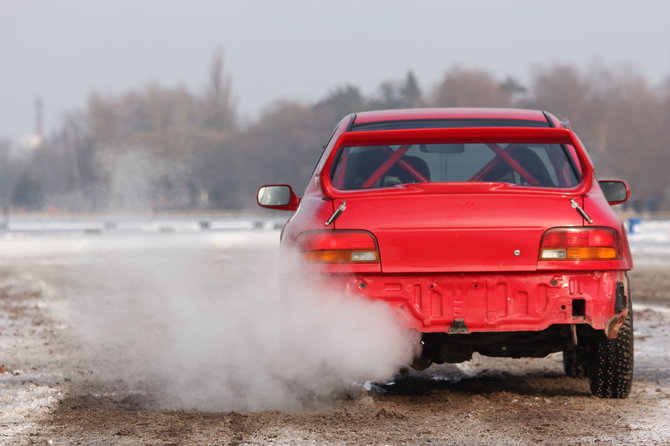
top-left (337, 127), bottom-right (575, 146)
top-left (320, 127), bottom-right (593, 198)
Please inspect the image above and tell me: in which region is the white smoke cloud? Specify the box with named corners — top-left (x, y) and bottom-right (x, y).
top-left (65, 241), bottom-right (417, 411)
top-left (56, 147), bottom-right (417, 411)
top-left (94, 147), bottom-right (192, 213)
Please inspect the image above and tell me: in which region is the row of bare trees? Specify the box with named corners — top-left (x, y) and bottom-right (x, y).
top-left (7, 52), bottom-right (670, 212)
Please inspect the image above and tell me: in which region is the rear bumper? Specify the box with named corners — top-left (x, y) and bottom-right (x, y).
top-left (328, 270), bottom-right (627, 334)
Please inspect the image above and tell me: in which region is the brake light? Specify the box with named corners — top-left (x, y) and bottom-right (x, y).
top-left (540, 227), bottom-right (621, 261)
top-left (296, 230), bottom-right (380, 264)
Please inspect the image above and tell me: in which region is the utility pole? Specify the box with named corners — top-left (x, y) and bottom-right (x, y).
top-left (65, 120), bottom-right (83, 209)
top-left (35, 96), bottom-right (44, 148)
top-left (0, 142), bottom-right (9, 228)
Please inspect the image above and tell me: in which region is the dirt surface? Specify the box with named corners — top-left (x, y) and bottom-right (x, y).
top-left (1, 261), bottom-right (670, 445)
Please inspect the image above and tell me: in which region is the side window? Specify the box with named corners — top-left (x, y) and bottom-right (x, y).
top-left (312, 116), bottom-right (353, 190)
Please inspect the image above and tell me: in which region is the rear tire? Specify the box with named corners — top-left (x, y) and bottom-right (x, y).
top-left (588, 307), bottom-right (634, 398)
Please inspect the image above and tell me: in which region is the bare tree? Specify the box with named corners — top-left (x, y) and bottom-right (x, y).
top-left (432, 67), bottom-right (512, 107)
top-left (204, 46), bottom-right (237, 132)
top-left (23, 58), bottom-right (670, 211)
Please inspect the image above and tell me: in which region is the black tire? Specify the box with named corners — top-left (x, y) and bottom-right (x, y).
top-left (588, 307), bottom-right (634, 398)
top-left (563, 348), bottom-right (588, 378)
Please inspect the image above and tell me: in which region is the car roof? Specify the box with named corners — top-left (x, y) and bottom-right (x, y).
top-left (351, 108), bottom-right (554, 131)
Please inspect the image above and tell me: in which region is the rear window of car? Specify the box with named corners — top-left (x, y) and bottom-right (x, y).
top-left (330, 143), bottom-right (581, 190)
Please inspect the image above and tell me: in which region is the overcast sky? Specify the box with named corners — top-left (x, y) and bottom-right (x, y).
top-left (2, 0), bottom-right (669, 140)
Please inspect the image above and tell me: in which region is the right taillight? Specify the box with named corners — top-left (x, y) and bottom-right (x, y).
top-left (539, 227), bottom-right (621, 261)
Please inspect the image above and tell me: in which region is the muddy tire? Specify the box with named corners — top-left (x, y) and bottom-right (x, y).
top-left (588, 307), bottom-right (634, 398)
top-left (563, 349), bottom-right (588, 378)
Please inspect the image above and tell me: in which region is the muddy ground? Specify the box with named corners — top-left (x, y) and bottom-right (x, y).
top-left (1, 254), bottom-right (669, 445)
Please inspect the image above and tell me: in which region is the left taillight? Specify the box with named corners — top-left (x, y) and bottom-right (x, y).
top-left (539, 227), bottom-right (621, 261)
top-left (296, 230), bottom-right (380, 264)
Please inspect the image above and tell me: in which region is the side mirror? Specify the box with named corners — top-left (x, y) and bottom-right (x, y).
top-left (599, 180), bottom-right (629, 205)
top-left (256, 184), bottom-right (300, 211)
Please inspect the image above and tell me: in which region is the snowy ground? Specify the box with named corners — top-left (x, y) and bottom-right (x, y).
top-left (0, 215), bottom-right (669, 445)
top-left (627, 218), bottom-right (670, 263)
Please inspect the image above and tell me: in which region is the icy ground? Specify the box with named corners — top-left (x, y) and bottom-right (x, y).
top-left (627, 218), bottom-right (670, 262)
top-left (0, 215), bottom-right (669, 445)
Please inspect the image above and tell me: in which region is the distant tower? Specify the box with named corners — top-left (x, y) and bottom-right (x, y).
top-left (35, 96), bottom-right (44, 146)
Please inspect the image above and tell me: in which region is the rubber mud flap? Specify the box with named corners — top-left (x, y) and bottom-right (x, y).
top-left (588, 304), bottom-right (634, 398)
top-left (615, 281), bottom-right (627, 314)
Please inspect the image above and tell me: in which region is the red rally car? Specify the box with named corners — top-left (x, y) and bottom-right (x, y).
top-left (257, 108), bottom-right (634, 398)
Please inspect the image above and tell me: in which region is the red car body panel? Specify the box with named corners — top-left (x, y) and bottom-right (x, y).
top-left (326, 270), bottom-right (624, 334)
top-left (329, 193), bottom-right (583, 273)
top-left (268, 108), bottom-right (632, 338)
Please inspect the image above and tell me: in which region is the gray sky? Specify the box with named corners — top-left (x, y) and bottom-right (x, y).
top-left (2, 0), bottom-right (669, 140)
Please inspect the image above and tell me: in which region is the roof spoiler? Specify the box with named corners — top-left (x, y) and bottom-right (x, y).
top-left (320, 127), bottom-right (593, 199)
top-left (338, 127), bottom-right (575, 146)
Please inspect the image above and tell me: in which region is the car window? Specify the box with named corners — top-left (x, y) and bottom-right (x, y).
top-left (330, 143), bottom-right (581, 190)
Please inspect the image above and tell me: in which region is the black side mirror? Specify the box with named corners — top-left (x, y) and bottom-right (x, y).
top-left (256, 184), bottom-right (300, 211)
top-left (599, 180), bottom-right (629, 205)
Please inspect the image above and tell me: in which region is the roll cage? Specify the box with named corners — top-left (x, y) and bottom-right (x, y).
top-left (332, 143), bottom-right (578, 189)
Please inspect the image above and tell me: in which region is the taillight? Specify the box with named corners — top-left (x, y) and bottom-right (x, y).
top-left (539, 227), bottom-right (621, 261)
top-left (296, 230), bottom-right (380, 264)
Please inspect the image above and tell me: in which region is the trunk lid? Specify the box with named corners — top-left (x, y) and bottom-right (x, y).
top-left (333, 190), bottom-right (582, 273)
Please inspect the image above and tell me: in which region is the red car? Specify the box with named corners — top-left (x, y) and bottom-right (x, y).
top-left (257, 108), bottom-right (633, 398)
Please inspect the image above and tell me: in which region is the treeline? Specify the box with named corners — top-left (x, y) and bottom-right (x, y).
top-left (4, 51), bottom-right (670, 213)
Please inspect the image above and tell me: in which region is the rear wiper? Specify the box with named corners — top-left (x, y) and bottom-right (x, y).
top-left (325, 200), bottom-right (347, 226)
top-left (571, 198), bottom-right (593, 223)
